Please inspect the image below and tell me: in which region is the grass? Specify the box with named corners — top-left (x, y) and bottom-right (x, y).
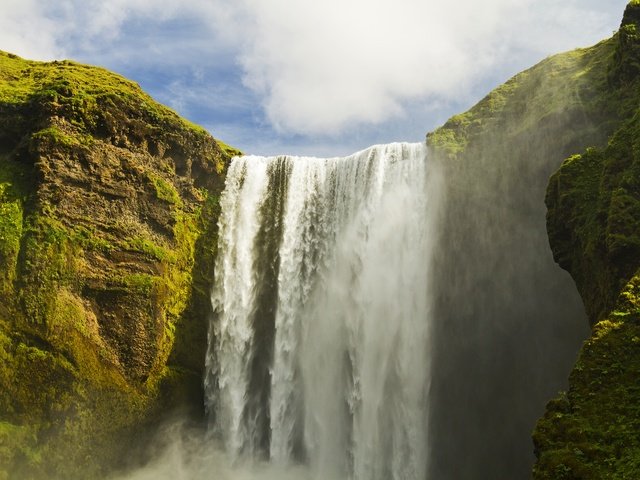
top-left (148, 172), bottom-right (182, 207)
top-left (0, 50), bottom-right (233, 161)
top-left (427, 38), bottom-right (618, 157)
top-left (0, 156), bottom-right (28, 297)
top-left (0, 52), bottom-right (192, 131)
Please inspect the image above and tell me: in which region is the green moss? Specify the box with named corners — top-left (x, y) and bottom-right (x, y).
top-left (19, 214), bottom-right (82, 325)
top-left (0, 156), bottom-right (28, 297)
top-left (216, 140), bottom-right (243, 163)
top-left (0, 195), bottom-right (23, 295)
top-left (164, 192), bottom-right (220, 407)
top-left (0, 48), bottom-right (236, 479)
top-left (31, 126), bottom-right (82, 148)
top-left (428, 39), bottom-right (619, 158)
top-left (119, 273), bottom-right (157, 295)
top-left (0, 52), bottom-right (199, 135)
top-left (0, 283), bottom-right (152, 479)
top-left (124, 235), bottom-right (172, 261)
top-left (547, 108), bottom-right (640, 322)
top-left (71, 225), bottom-right (113, 252)
top-left (535, 9), bottom-right (640, 475)
top-left (145, 207), bottom-right (202, 390)
top-left (148, 172), bottom-right (182, 207)
top-left (533, 305), bottom-right (640, 479)
top-left (0, 422), bottom-right (39, 478)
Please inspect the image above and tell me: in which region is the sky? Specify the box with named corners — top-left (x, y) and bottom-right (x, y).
top-left (0, 0), bottom-right (630, 156)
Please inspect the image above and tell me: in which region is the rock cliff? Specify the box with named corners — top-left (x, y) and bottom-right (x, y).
top-left (426, 3), bottom-right (637, 477)
top-left (0, 51), bottom-right (239, 479)
top-left (533, 2), bottom-right (640, 477)
top-left (2, 2), bottom-right (640, 478)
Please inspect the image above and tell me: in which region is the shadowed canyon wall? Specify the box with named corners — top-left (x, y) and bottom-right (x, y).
top-left (426, 25), bottom-right (632, 478)
top-left (534, 3), bottom-right (640, 477)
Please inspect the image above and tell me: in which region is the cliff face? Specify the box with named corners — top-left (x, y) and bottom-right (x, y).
top-left (425, 10), bottom-right (633, 478)
top-left (533, 3), bottom-right (640, 478)
top-left (0, 51), bottom-right (238, 479)
top-left (2, 4), bottom-right (639, 478)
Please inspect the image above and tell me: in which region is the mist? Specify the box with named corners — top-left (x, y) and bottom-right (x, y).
top-left (117, 144), bottom-right (437, 480)
top-left (107, 32), bottom-right (616, 480)
top-left (425, 55), bottom-right (609, 477)
top-left (116, 91), bottom-right (596, 477)
top-left (110, 421), bottom-right (312, 480)
top-left (205, 144), bottom-right (436, 479)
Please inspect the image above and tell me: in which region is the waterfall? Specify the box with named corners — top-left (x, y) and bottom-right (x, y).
top-left (204, 142), bottom-right (437, 480)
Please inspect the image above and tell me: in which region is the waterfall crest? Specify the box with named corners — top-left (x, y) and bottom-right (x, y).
top-left (205, 142), bottom-right (437, 480)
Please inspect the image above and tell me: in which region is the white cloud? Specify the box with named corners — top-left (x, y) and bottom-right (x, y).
top-left (206, 0), bottom-right (628, 135)
top-left (205, 0), bottom-right (519, 134)
top-left (0, 0), bottom-right (202, 60)
top-left (0, 0), bottom-right (629, 137)
top-left (0, 0), bottom-right (62, 59)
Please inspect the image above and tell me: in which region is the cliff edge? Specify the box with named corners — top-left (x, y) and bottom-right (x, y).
top-left (534, 2), bottom-right (640, 478)
top-left (0, 51), bottom-right (238, 478)
top-left (426, 2), bottom-right (637, 477)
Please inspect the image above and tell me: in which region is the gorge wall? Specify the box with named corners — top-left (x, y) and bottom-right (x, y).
top-left (426, 3), bottom-right (640, 477)
top-left (534, 3), bottom-right (640, 477)
top-left (0, 51), bottom-right (238, 479)
top-left (1, 2), bottom-right (640, 478)
top-left (426, 36), bottom-right (603, 480)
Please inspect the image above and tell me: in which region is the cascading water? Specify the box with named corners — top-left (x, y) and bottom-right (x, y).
top-left (204, 142), bottom-right (438, 480)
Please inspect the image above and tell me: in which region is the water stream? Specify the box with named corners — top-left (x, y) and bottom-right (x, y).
top-left (204, 143), bottom-right (437, 480)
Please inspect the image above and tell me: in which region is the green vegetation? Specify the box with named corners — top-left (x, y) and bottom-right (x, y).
top-left (124, 235), bottom-right (172, 261)
top-left (216, 139), bottom-right (243, 162)
top-left (533, 3), bottom-right (640, 477)
top-left (1, 0), bottom-right (636, 477)
top-left (428, 38), bottom-right (620, 158)
top-left (535, 114), bottom-right (640, 479)
top-left (148, 172), bottom-right (183, 207)
top-left (424, 2), bottom-right (640, 477)
top-left (428, 40), bottom-right (615, 156)
top-left (31, 126), bottom-right (86, 148)
top-left (0, 157), bottom-right (25, 296)
top-left (533, 299), bottom-right (640, 478)
top-left (164, 191), bottom-right (221, 404)
top-left (0, 49), bottom-right (237, 478)
top-left (0, 51), bottom-right (200, 133)
top-left (71, 225), bottom-right (114, 252)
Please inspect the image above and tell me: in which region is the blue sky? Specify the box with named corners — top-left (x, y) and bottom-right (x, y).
top-left (1, 0), bottom-right (630, 156)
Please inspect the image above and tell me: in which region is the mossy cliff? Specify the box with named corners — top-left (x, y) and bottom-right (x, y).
top-left (426, 4), bottom-right (638, 478)
top-left (0, 51), bottom-right (239, 478)
top-left (533, 3), bottom-right (640, 478)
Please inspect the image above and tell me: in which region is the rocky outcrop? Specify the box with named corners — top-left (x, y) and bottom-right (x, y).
top-left (425, 7), bottom-right (635, 478)
top-left (533, 3), bottom-right (640, 477)
top-left (2, 3), bottom-right (639, 478)
top-left (0, 51), bottom-right (239, 479)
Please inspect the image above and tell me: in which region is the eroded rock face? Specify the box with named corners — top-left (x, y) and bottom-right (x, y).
top-left (0, 51), bottom-right (238, 478)
top-left (423, 3), bottom-right (640, 478)
top-left (425, 30), bottom-right (623, 480)
top-left (533, 3), bottom-right (640, 478)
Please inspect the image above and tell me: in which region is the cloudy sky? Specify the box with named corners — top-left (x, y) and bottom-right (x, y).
top-left (0, 0), bottom-right (629, 156)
